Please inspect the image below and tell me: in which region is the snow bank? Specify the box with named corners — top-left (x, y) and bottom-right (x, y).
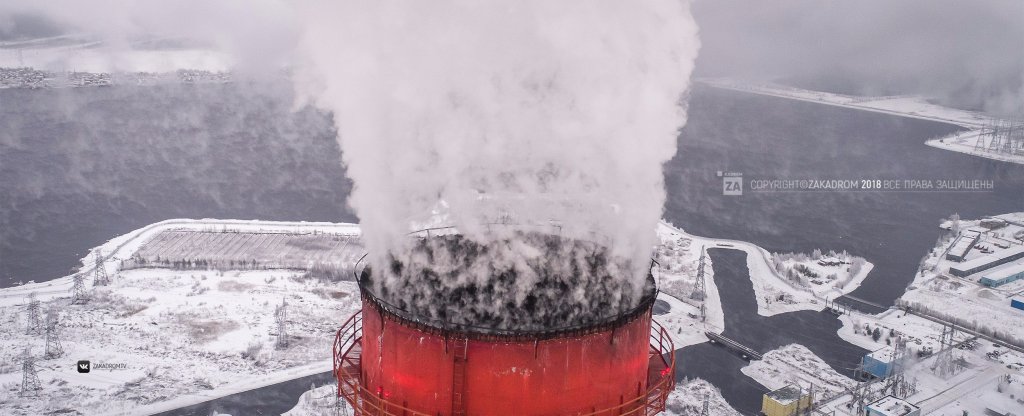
top-left (741, 344), bottom-right (856, 399)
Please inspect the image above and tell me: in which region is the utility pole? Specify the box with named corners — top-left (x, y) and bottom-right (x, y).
top-left (20, 347), bottom-right (41, 397)
top-left (71, 273), bottom-right (89, 304)
top-left (44, 309), bottom-right (64, 359)
top-left (25, 293), bottom-right (42, 335)
top-left (276, 298), bottom-right (289, 349)
top-left (93, 251), bottom-right (111, 286)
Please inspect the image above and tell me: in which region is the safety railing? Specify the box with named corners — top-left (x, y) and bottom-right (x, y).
top-left (333, 312), bottom-right (676, 416)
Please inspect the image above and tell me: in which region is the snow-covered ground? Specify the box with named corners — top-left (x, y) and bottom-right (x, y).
top-left (742, 344), bottom-right (856, 400)
top-left (282, 384), bottom-right (349, 416)
top-left (699, 78), bottom-right (1024, 165)
top-left (0, 219), bottom-right (364, 416)
top-left (659, 221), bottom-right (873, 317)
top-left (769, 251), bottom-right (872, 301)
top-left (662, 378), bottom-right (742, 416)
top-left (900, 212), bottom-right (1024, 349)
top-left (836, 309), bottom-right (954, 356)
top-left (822, 295), bottom-right (1024, 415)
top-left (654, 222), bottom-right (725, 347)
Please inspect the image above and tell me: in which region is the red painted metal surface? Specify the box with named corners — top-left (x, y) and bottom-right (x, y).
top-left (334, 293), bottom-right (675, 415)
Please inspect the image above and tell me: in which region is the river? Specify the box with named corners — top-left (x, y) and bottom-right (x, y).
top-left (2, 82), bottom-right (1022, 413)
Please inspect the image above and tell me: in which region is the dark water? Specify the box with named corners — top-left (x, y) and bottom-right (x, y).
top-left (0, 83), bottom-right (355, 285)
top-left (3, 83), bottom-right (1023, 412)
top-left (665, 86), bottom-right (1024, 308)
top-left (152, 372), bottom-right (336, 416)
top-left (677, 249), bottom-right (870, 415)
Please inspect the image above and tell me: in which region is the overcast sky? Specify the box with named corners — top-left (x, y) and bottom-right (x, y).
top-left (1, 0), bottom-right (1021, 115)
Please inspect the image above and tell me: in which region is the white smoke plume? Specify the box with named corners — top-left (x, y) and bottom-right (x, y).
top-left (296, 1), bottom-right (701, 288)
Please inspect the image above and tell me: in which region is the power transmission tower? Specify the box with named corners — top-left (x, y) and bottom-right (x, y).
top-left (93, 251), bottom-right (111, 286)
top-left (44, 309), bottom-right (64, 359)
top-left (882, 336), bottom-right (909, 398)
top-left (275, 298), bottom-right (289, 349)
top-left (691, 246), bottom-right (707, 322)
top-left (25, 293), bottom-right (42, 335)
top-left (20, 348), bottom-right (41, 397)
top-left (932, 323), bottom-right (959, 377)
top-left (71, 273), bottom-right (89, 304)
top-left (700, 392), bottom-right (710, 416)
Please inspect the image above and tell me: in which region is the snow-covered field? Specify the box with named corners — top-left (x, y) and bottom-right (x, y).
top-left (663, 378), bottom-right (741, 416)
top-left (0, 269), bottom-right (361, 416)
top-left (741, 344), bottom-right (856, 399)
top-left (699, 78), bottom-right (1024, 165)
top-left (0, 219), bottom-right (364, 416)
top-left (900, 212), bottom-right (1024, 348)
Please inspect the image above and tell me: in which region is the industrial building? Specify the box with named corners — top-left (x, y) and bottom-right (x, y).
top-left (949, 246), bottom-right (1024, 277)
top-left (863, 347), bottom-right (895, 378)
top-left (760, 384), bottom-right (813, 416)
top-left (864, 395), bottom-right (920, 416)
top-left (332, 233), bottom-right (676, 415)
top-left (1012, 297), bottom-right (1024, 311)
top-left (979, 262), bottom-right (1024, 287)
top-left (945, 231), bottom-right (980, 262)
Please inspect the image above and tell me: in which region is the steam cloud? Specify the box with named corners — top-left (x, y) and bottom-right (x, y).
top-left (295, 1), bottom-right (701, 289)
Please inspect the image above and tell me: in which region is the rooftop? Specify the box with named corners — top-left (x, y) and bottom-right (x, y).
top-left (867, 346), bottom-right (895, 361)
top-left (866, 395), bottom-right (919, 416)
top-left (765, 385), bottom-right (806, 405)
top-left (951, 246), bottom-right (1024, 272)
top-left (982, 261), bottom-right (1024, 280)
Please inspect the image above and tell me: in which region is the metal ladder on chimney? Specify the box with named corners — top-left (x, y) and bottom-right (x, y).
top-left (451, 337), bottom-right (469, 416)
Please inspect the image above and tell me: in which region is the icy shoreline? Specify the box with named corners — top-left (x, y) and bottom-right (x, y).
top-left (699, 78), bottom-right (1023, 165)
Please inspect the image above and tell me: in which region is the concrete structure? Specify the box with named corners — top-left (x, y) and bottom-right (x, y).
top-left (332, 235), bottom-right (676, 416)
top-left (761, 384), bottom-right (812, 416)
top-left (864, 395), bottom-right (920, 416)
top-left (1011, 297), bottom-right (1024, 311)
top-left (949, 246), bottom-right (1024, 277)
top-left (945, 231), bottom-right (980, 262)
top-left (979, 263), bottom-right (1024, 287)
top-left (863, 347), bottom-right (895, 379)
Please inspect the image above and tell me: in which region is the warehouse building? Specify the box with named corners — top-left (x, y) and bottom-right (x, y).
top-left (945, 231), bottom-right (980, 262)
top-left (1012, 297), bottom-right (1024, 311)
top-left (863, 347), bottom-right (894, 378)
top-left (979, 262), bottom-right (1024, 287)
top-left (949, 246), bottom-right (1024, 277)
top-left (761, 384), bottom-right (813, 416)
top-left (864, 395), bottom-right (920, 416)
